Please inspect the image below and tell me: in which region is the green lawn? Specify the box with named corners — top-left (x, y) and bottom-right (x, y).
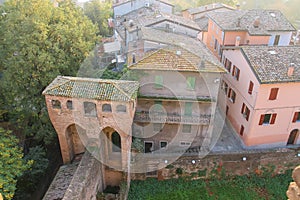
top-left (128, 171), bottom-right (293, 200)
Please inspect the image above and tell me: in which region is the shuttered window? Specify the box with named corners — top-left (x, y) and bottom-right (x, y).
top-left (248, 81), bottom-right (254, 95)
top-left (154, 75), bottom-right (163, 88)
top-left (292, 112), bottom-right (300, 123)
top-left (259, 113), bottom-right (277, 125)
top-left (269, 88), bottom-right (279, 100)
top-left (186, 77), bottom-right (196, 90)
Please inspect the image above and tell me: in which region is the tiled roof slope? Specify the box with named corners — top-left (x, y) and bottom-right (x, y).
top-left (42, 76), bottom-right (139, 101)
top-left (129, 46), bottom-right (225, 73)
top-left (115, 7), bottom-right (200, 39)
top-left (208, 9), bottom-right (296, 35)
top-left (242, 46), bottom-right (300, 83)
top-left (184, 3), bottom-right (235, 15)
top-left (113, 0), bottom-right (174, 7)
top-left (141, 27), bottom-right (224, 72)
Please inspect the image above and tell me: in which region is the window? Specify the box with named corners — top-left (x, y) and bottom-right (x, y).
top-left (153, 123), bottom-right (162, 132)
top-left (112, 132), bottom-right (121, 152)
top-left (232, 65), bottom-right (240, 80)
top-left (102, 104), bottom-right (112, 112)
top-left (186, 77), bottom-right (196, 90)
top-left (116, 105), bottom-right (126, 113)
top-left (228, 88), bottom-right (236, 103)
top-left (84, 102), bottom-right (97, 116)
top-left (184, 102), bottom-right (193, 116)
top-left (273, 35), bottom-right (280, 46)
top-left (66, 100), bottom-right (73, 110)
top-left (180, 141), bottom-right (191, 147)
top-left (259, 113), bottom-right (277, 125)
top-left (248, 81), bottom-right (254, 95)
top-left (269, 88), bottom-right (279, 100)
top-left (292, 112), bottom-right (300, 123)
top-left (182, 124), bottom-right (192, 133)
top-left (51, 100), bottom-right (61, 109)
top-left (214, 39), bottom-right (218, 51)
top-left (160, 141), bottom-right (168, 149)
top-left (241, 103), bottom-right (250, 121)
top-left (154, 75), bottom-right (163, 88)
top-left (221, 81), bottom-right (228, 94)
top-left (153, 101), bottom-right (163, 112)
top-left (240, 125), bottom-right (244, 136)
top-left (224, 58), bottom-right (232, 72)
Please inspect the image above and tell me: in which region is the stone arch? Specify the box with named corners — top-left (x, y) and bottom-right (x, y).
top-left (65, 124), bottom-right (87, 162)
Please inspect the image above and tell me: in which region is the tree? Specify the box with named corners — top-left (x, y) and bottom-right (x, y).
top-left (83, 0), bottom-right (113, 36)
top-left (0, 128), bottom-right (31, 200)
top-left (0, 0), bottom-right (97, 144)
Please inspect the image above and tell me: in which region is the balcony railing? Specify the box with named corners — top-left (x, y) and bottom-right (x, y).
top-left (134, 111), bottom-right (211, 125)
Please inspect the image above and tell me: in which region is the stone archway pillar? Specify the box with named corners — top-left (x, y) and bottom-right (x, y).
top-left (121, 134), bottom-right (132, 172)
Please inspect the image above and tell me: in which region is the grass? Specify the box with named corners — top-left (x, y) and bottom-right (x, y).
top-left (128, 170), bottom-right (293, 200)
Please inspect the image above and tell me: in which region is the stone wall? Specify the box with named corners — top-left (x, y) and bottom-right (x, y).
top-left (131, 148), bottom-right (300, 180)
top-left (287, 165), bottom-right (300, 200)
top-left (63, 153), bottom-right (105, 200)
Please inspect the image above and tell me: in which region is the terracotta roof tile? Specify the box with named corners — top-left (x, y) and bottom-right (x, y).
top-left (242, 46), bottom-right (300, 83)
top-left (185, 3), bottom-right (235, 15)
top-left (42, 76), bottom-right (139, 101)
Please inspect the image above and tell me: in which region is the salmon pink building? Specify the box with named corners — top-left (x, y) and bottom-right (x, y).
top-left (205, 9), bottom-right (296, 59)
top-left (220, 45), bottom-right (300, 147)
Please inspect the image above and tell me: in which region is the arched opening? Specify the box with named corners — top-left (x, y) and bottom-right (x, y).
top-left (112, 132), bottom-right (121, 152)
top-left (66, 124), bottom-right (87, 162)
top-left (102, 104), bottom-right (112, 112)
top-left (287, 129), bottom-right (299, 145)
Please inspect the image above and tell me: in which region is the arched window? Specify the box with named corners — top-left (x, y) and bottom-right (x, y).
top-left (102, 104), bottom-right (112, 112)
top-left (51, 100), bottom-right (61, 109)
top-left (66, 100), bottom-right (73, 110)
top-left (112, 132), bottom-right (121, 152)
top-left (116, 105), bottom-right (126, 113)
top-left (83, 102), bottom-right (97, 116)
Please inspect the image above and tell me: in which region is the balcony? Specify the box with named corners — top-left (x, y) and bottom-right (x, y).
top-left (134, 111), bottom-right (211, 125)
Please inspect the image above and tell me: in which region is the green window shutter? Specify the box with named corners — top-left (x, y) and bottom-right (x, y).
top-left (184, 102), bottom-right (192, 116)
top-left (187, 77), bottom-right (196, 90)
top-left (155, 75), bottom-right (163, 88)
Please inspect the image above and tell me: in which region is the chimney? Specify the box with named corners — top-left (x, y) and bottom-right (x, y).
top-left (235, 36), bottom-right (241, 46)
top-left (253, 16), bottom-right (260, 28)
top-left (288, 63), bottom-right (295, 76)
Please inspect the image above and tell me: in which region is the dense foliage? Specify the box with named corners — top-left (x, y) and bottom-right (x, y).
top-left (128, 170), bottom-right (293, 200)
top-left (0, 128), bottom-right (31, 200)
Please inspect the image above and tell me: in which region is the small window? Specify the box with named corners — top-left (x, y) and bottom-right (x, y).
top-left (184, 102), bottom-right (193, 116)
top-left (292, 112), bottom-right (300, 123)
top-left (273, 35), bottom-right (280, 46)
top-left (240, 125), bottom-right (244, 136)
top-left (232, 65), bottom-right (240, 80)
top-left (102, 104), bottom-right (112, 112)
top-left (241, 103), bottom-right (250, 121)
top-left (186, 77), bottom-right (196, 90)
top-left (182, 124), bottom-right (192, 133)
top-left (221, 81), bottom-right (228, 94)
top-left (51, 100), bottom-right (61, 109)
top-left (154, 75), bottom-right (163, 88)
top-left (66, 100), bottom-right (73, 110)
top-left (116, 105), bottom-right (126, 113)
top-left (132, 53), bottom-right (136, 64)
top-left (228, 88), bottom-right (236, 103)
top-left (224, 58), bottom-right (232, 72)
top-left (84, 102), bottom-right (97, 116)
top-left (269, 88), bottom-right (279, 100)
top-left (259, 113), bottom-right (277, 125)
top-left (153, 123), bottom-right (162, 132)
top-left (248, 81), bottom-right (254, 95)
top-left (160, 141), bottom-right (167, 149)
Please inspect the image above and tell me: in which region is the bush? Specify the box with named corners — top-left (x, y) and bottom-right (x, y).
top-left (176, 168), bottom-right (183, 175)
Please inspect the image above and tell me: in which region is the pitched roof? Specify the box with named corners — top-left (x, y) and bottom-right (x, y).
top-left (207, 9), bottom-right (296, 35)
top-left (115, 7), bottom-right (200, 39)
top-left (242, 46), bottom-right (300, 84)
top-left (184, 3), bottom-right (235, 15)
top-left (113, 0), bottom-right (174, 8)
top-left (42, 76), bottom-right (139, 101)
top-left (140, 27), bottom-right (224, 72)
top-left (128, 46), bottom-right (225, 73)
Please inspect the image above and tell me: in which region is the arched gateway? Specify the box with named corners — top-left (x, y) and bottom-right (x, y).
top-left (43, 76), bottom-right (139, 170)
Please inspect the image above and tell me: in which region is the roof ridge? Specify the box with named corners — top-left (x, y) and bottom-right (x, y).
top-left (112, 82), bottom-right (133, 100)
top-left (128, 48), bottom-right (162, 68)
top-left (42, 76), bottom-right (70, 95)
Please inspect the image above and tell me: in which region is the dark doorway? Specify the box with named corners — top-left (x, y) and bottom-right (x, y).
top-left (287, 129), bottom-right (299, 145)
top-left (112, 132), bottom-right (121, 152)
top-left (144, 142), bottom-right (153, 153)
top-left (226, 106), bottom-right (229, 115)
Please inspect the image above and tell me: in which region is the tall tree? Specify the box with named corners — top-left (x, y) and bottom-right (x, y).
top-left (83, 0), bottom-right (113, 36)
top-left (0, 128), bottom-right (31, 200)
top-left (0, 0), bottom-right (97, 143)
